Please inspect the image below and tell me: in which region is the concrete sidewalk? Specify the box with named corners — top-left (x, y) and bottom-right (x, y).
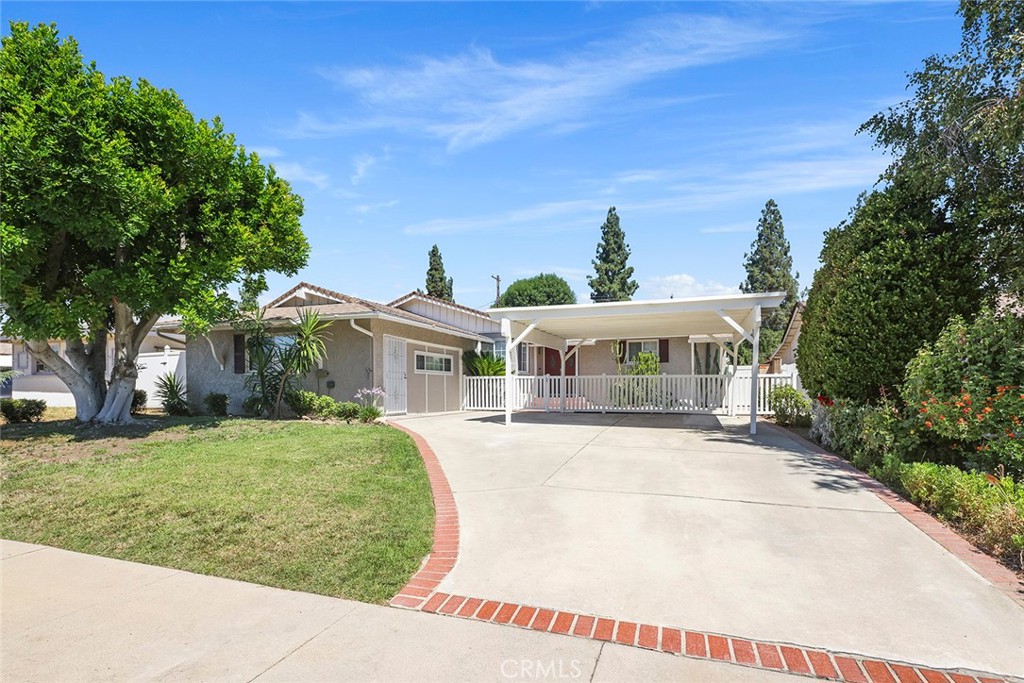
top-left (1, 540), bottom-right (800, 682)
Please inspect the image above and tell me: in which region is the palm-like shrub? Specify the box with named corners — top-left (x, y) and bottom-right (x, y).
top-left (463, 350), bottom-right (505, 376)
top-left (155, 372), bottom-right (189, 416)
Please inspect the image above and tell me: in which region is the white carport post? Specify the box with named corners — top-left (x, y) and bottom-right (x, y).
top-left (749, 305), bottom-right (761, 435)
top-left (502, 318), bottom-right (539, 426)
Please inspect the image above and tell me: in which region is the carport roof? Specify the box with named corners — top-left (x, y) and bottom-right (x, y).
top-left (487, 292), bottom-right (787, 344)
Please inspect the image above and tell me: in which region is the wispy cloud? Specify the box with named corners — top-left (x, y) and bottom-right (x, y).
top-left (287, 14), bottom-right (793, 151)
top-left (350, 153), bottom-right (377, 185)
top-left (352, 199), bottom-right (398, 215)
top-left (642, 273), bottom-right (740, 299)
top-left (250, 145), bottom-right (284, 159)
top-left (272, 161), bottom-right (330, 190)
top-left (700, 222), bottom-right (751, 234)
top-left (403, 198), bottom-right (604, 235)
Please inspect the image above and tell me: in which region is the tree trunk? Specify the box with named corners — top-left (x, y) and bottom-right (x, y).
top-left (26, 338), bottom-right (107, 422)
top-left (93, 302), bottom-right (160, 424)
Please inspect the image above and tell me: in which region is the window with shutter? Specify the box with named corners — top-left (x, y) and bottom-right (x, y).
top-left (233, 334), bottom-right (246, 374)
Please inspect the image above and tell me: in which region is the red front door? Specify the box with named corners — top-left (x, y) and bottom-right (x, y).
top-left (544, 347), bottom-right (577, 376)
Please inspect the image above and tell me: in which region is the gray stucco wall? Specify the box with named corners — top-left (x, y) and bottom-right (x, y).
top-left (185, 331), bottom-right (248, 414)
top-left (186, 317), bottom-right (473, 415)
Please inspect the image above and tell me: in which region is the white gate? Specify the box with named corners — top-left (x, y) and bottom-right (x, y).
top-left (383, 336), bottom-right (407, 414)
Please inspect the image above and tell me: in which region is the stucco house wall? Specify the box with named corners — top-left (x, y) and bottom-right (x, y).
top-left (370, 319), bottom-right (475, 414)
top-left (575, 337), bottom-right (693, 376)
top-left (185, 331), bottom-right (248, 414)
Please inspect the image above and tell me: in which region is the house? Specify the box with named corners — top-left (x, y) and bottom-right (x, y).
top-left (5, 329), bottom-right (186, 408)
top-left (169, 283), bottom-right (490, 415)
top-left (765, 301), bottom-right (804, 375)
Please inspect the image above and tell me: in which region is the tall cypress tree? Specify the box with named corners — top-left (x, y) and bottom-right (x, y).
top-left (425, 244), bottom-right (454, 302)
top-left (588, 207), bottom-right (638, 302)
top-left (740, 199), bottom-right (799, 331)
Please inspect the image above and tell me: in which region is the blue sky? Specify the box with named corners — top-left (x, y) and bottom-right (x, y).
top-left (5, 2), bottom-right (961, 309)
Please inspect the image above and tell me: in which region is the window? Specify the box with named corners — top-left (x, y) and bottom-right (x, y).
top-left (626, 340), bottom-right (659, 362)
top-left (488, 339), bottom-right (505, 359)
top-left (518, 344), bottom-right (530, 374)
top-left (415, 351), bottom-right (453, 375)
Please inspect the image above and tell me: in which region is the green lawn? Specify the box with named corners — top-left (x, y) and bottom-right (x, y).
top-left (0, 417), bottom-right (434, 603)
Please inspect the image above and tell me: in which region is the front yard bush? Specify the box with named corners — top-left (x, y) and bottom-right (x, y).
top-left (285, 390), bottom-right (360, 422)
top-left (871, 457), bottom-right (1024, 570)
top-left (203, 392), bottom-right (229, 417)
top-left (131, 390), bottom-right (147, 415)
top-left (155, 372), bottom-right (189, 416)
top-left (0, 398), bottom-right (46, 423)
top-left (768, 385), bottom-right (811, 427)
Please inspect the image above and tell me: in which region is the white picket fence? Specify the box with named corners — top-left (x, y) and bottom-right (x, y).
top-left (463, 373), bottom-right (799, 415)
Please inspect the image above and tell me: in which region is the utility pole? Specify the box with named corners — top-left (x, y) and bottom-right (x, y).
top-left (491, 274), bottom-right (501, 306)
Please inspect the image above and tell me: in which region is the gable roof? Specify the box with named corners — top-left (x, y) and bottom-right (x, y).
top-left (388, 291), bottom-right (493, 321)
top-left (768, 300), bottom-right (805, 363)
top-left (259, 282), bottom-right (488, 341)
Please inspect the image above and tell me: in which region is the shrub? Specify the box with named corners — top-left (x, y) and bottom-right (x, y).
top-left (131, 389), bottom-right (147, 415)
top-left (284, 389), bottom-right (319, 417)
top-left (797, 187), bottom-right (984, 402)
top-left (903, 308), bottom-right (1024, 478)
top-left (358, 404), bottom-right (383, 423)
top-left (335, 401), bottom-right (360, 423)
top-left (155, 372), bottom-right (190, 416)
top-left (463, 350), bottom-right (505, 376)
top-left (768, 385), bottom-right (811, 427)
top-left (871, 457), bottom-right (1024, 570)
top-left (0, 398), bottom-right (46, 423)
top-left (204, 392), bottom-right (229, 417)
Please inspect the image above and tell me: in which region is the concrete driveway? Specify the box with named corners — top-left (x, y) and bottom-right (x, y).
top-left (395, 411), bottom-right (1024, 678)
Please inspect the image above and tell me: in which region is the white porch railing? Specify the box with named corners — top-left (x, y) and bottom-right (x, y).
top-left (462, 373), bottom-right (799, 415)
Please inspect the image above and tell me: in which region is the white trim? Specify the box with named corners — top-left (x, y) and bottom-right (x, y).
top-left (414, 350), bottom-right (454, 376)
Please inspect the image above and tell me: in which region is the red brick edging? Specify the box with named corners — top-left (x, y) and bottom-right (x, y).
top-left (758, 420), bottom-right (1024, 610)
top-left (388, 422), bottom-right (460, 609)
top-left (387, 419), bottom-right (1018, 683)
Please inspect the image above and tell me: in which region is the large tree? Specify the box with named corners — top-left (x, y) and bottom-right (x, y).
top-left (0, 23), bottom-right (307, 422)
top-left (424, 244), bottom-right (454, 302)
top-left (797, 186), bottom-right (985, 402)
top-left (860, 0), bottom-right (1023, 295)
top-left (734, 199), bottom-right (798, 364)
top-left (587, 207), bottom-right (638, 302)
top-left (740, 199), bottom-right (799, 331)
top-left (497, 273), bottom-right (577, 308)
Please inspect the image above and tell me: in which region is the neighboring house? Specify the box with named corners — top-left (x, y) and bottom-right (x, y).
top-left (6, 329), bottom-right (186, 408)
top-left (766, 301), bottom-right (804, 375)
top-left (167, 282), bottom-right (490, 416)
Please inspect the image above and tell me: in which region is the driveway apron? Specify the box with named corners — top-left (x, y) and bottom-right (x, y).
top-left (395, 412), bottom-right (1024, 678)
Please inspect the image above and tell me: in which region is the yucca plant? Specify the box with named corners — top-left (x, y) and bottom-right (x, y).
top-left (272, 310), bottom-right (333, 418)
top-left (155, 372), bottom-right (189, 416)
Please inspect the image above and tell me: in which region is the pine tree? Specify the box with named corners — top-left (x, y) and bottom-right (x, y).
top-left (587, 207), bottom-right (638, 302)
top-left (425, 244), bottom-right (454, 302)
top-left (740, 199), bottom-right (799, 331)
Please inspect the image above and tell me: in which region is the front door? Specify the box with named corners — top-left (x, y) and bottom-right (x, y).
top-left (543, 347), bottom-right (577, 376)
top-left (383, 336), bottom-right (407, 414)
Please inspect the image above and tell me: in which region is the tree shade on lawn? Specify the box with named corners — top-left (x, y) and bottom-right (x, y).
top-left (0, 23), bottom-right (307, 423)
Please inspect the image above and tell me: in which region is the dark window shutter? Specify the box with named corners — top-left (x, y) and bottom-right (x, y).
top-left (233, 334), bottom-right (246, 374)
top-left (658, 339), bottom-right (669, 363)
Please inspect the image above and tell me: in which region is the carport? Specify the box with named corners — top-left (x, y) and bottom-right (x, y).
top-left (488, 292), bottom-right (786, 433)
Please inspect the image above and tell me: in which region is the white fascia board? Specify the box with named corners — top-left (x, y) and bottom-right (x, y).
top-left (487, 292), bottom-right (788, 323)
top-left (375, 313), bottom-right (490, 343)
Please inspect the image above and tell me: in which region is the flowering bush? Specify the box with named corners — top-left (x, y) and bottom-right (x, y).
top-left (354, 386), bottom-right (386, 409)
top-left (903, 308), bottom-right (1024, 478)
top-left (768, 385), bottom-right (811, 427)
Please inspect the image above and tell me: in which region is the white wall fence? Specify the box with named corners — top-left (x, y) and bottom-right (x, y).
top-left (136, 349), bottom-right (186, 408)
top-left (463, 373), bottom-right (799, 415)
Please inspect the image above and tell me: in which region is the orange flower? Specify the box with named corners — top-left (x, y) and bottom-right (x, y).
top-left (924, 421), bottom-right (933, 429)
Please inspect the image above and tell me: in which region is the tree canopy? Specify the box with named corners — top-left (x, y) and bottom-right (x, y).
top-left (860, 0), bottom-right (1023, 295)
top-left (424, 244), bottom-right (454, 302)
top-left (797, 186), bottom-right (985, 402)
top-left (497, 273), bottom-right (577, 308)
top-left (740, 199), bottom-right (799, 332)
top-left (587, 207), bottom-right (638, 302)
top-left (0, 22), bottom-right (308, 421)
